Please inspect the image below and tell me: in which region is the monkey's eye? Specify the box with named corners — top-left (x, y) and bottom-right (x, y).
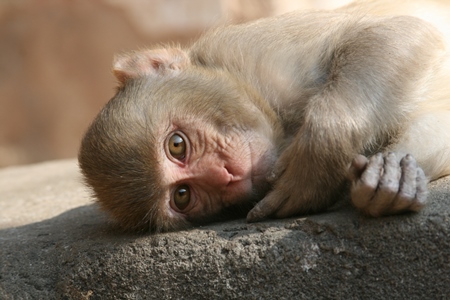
top-left (173, 185), bottom-right (190, 211)
top-left (168, 133), bottom-right (186, 160)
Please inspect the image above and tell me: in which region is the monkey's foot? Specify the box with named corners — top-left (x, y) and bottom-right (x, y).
top-left (348, 153), bottom-right (428, 217)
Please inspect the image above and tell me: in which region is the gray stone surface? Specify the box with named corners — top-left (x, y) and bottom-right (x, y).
top-left (0, 159), bottom-right (449, 299)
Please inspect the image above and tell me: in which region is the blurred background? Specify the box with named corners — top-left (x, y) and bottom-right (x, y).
top-left (0, 0), bottom-right (351, 168)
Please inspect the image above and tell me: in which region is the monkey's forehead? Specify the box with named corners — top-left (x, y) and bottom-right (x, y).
top-left (113, 70), bottom-right (259, 125)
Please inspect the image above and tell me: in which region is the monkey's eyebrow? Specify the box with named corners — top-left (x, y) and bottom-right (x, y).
top-left (163, 122), bottom-right (173, 133)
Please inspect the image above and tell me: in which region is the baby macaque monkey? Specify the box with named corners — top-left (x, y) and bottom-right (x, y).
top-left (79, 0), bottom-right (450, 232)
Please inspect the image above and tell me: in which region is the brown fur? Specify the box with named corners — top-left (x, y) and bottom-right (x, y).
top-left (79, 0), bottom-right (450, 232)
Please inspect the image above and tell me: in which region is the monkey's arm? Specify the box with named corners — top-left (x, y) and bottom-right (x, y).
top-left (247, 16), bottom-right (444, 222)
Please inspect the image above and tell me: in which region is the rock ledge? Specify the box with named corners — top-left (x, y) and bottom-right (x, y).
top-left (1, 160), bottom-right (449, 299)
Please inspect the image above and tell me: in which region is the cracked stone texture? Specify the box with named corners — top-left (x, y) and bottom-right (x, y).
top-left (0, 159), bottom-right (449, 299)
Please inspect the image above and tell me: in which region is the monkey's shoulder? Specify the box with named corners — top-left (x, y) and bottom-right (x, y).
top-left (190, 10), bottom-right (441, 69)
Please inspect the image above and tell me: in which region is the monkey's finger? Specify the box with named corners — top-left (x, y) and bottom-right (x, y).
top-left (366, 152), bottom-right (400, 216)
top-left (409, 168), bottom-right (428, 212)
top-left (390, 154), bottom-right (418, 212)
top-left (347, 154), bottom-right (369, 181)
top-left (350, 153), bottom-right (383, 209)
top-left (268, 159), bottom-right (288, 184)
top-left (246, 191), bottom-right (286, 223)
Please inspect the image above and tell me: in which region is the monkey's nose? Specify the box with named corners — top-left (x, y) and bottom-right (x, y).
top-left (196, 165), bottom-right (233, 189)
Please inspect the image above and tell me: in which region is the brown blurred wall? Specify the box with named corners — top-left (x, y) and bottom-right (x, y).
top-left (0, 0), bottom-right (350, 167)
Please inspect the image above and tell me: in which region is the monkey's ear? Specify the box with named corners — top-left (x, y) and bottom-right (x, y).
top-left (113, 48), bottom-right (190, 86)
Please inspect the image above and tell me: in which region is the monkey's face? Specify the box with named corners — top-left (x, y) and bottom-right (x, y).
top-left (160, 110), bottom-right (276, 223)
top-left (79, 66), bottom-right (280, 231)
top-left (146, 69), bottom-right (279, 224)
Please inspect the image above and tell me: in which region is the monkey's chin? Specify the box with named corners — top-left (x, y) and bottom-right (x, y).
top-left (227, 174), bottom-right (271, 206)
top-left (224, 160), bottom-right (274, 208)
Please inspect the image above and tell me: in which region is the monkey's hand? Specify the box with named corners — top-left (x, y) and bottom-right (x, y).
top-left (246, 144), bottom-right (336, 222)
top-left (348, 152), bottom-right (428, 217)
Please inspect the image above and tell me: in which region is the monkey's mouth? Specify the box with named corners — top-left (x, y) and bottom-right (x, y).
top-left (221, 171), bottom-right (253, 207)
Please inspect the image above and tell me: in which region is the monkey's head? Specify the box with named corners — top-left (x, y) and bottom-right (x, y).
top-left (79, 48), bottom-right (281, 232)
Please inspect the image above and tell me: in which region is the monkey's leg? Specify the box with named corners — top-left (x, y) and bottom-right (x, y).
top-left (391, 111), bottom-right (450, 180)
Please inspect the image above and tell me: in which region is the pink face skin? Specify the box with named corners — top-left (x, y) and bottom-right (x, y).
top-left (160, 118), bottom-right (277, 221)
